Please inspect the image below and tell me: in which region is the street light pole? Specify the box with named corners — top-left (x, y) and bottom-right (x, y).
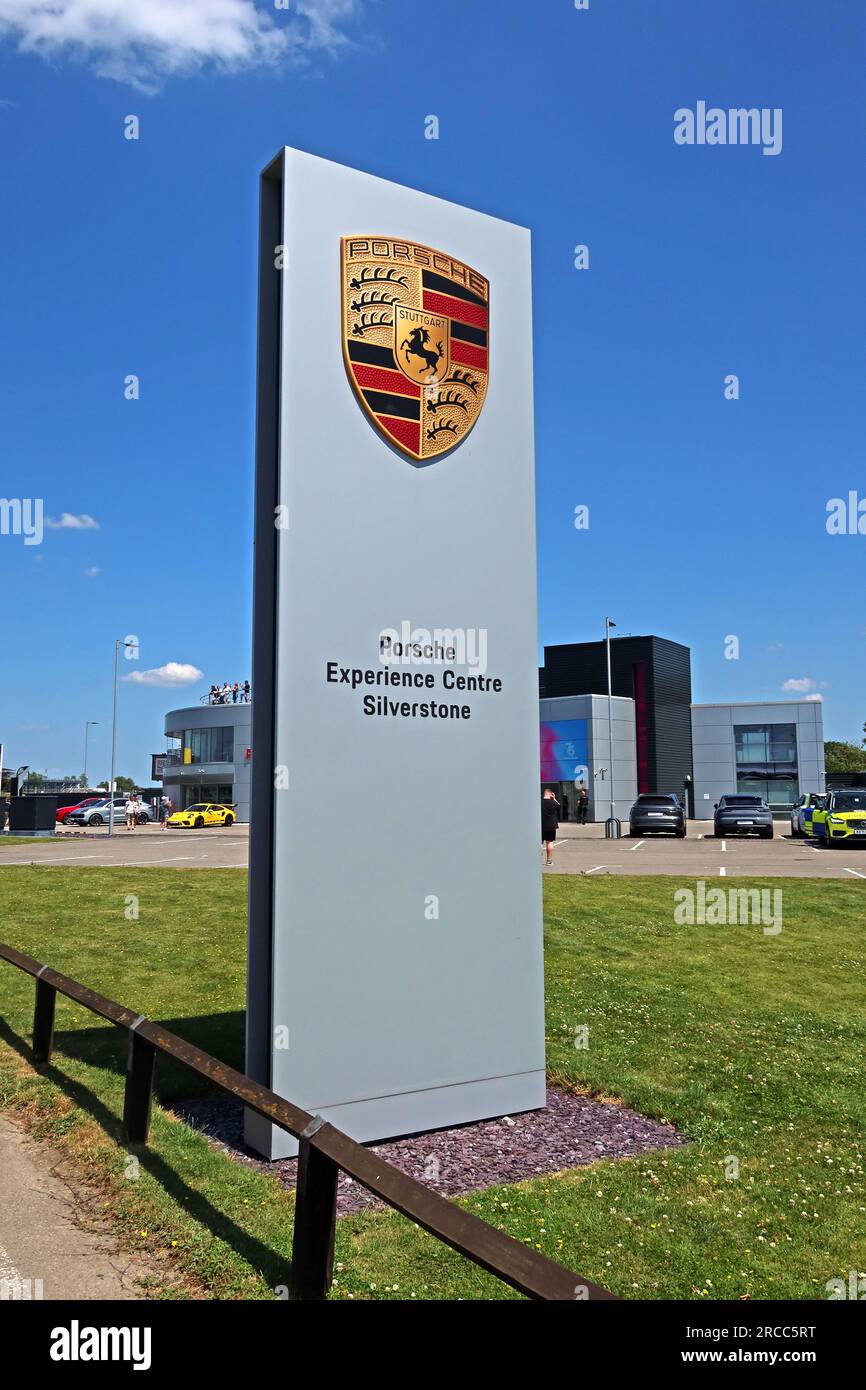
top-left (605, 616), bottom-right (618, 836)
top-left (83, 720), bottom-right (98, 787)
top-left (108, 641), bottom-right (133, 838)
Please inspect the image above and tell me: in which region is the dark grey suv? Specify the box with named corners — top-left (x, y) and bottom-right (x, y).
top-left (629, 794), bottom-right (686, 838)
top-left (713, 795), bottom-right (773, 838)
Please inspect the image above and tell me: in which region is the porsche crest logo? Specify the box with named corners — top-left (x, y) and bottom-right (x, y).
top-left (341, 237), bottom-right (489, 463)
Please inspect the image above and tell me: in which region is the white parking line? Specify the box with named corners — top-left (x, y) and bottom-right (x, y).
top-left (719, 866), bottom-right (726, 876)
top-left (628, 840), bottom-right (645, 851)
top-left (585, 865), bottom-right (607, 874)
top-left (721, 840), bottom-right (727, 852)
top-left (844, 868), bottom-right (866, 879)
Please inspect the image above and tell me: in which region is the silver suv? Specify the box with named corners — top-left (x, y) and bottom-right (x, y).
top-left (66, 797), bottom-right (152, 827)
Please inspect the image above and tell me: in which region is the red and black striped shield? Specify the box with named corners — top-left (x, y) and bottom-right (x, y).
top-left (341, 237), bottom-right (489, 464)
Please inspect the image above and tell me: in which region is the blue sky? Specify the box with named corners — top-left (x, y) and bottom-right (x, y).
top-left (0, 0), bottom-right (863, 784)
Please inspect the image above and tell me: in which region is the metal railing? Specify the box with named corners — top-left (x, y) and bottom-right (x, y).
top-left (0, 941), bottom-right (615, 1302)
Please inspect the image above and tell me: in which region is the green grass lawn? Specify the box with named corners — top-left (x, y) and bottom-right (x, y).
top-left (0, 865), bottom-right (863, 1300)
top-left (0, 836), bottom-right (63, 846)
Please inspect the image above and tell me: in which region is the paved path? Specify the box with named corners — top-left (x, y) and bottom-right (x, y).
top-left (0, 824), bottom-right (248, 869)
top-left (0, 1111), bottom-right (155, 1300)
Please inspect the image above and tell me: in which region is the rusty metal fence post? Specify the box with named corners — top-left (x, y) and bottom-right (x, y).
top-left (291, 1117), bottom-right (339, 1300)
top-left (32, 967), bottom-right (56, 1063)
top-left (123, 1020), bottom-right (156, 1143)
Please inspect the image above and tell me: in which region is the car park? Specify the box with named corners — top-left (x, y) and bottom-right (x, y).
top-left (55, 796), bottom-right (103, 824)
top-left (629, 793), bottom-right (686, 838)
top-left (713, 795), bottom-right (774, 838)
top-left (790, 791), bottom-right (825, 837)
top-left (809, 788), bottom-right (866, 847)
top-left (166, 803), bottom-right (237, 829)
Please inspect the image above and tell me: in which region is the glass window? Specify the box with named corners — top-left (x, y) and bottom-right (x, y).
top-left (214, 726), bottom-right (234, 762)
top-left (735, 724), bottom-right (797, 775)
top-left (182, 782), bottom-right (235, 808)
top-left (736, 775), bottom-right (797, 807)
top-left (182, 726), bottom-right (233, 763)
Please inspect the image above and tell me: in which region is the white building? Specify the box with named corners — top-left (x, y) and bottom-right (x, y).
top-left (160, 702), bottom-right (252, 821)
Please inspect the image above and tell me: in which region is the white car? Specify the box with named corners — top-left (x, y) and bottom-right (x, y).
top-left (66, 797), bottom-right (152, 827)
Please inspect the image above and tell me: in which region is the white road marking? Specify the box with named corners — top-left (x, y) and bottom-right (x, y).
top-left (628, 839), bottom-right (645, 851)
top-left (119, 855), bottom-right (199, 865)
top-left (844, 868), bottom-right (866, 879)
top-left (585, 865), bottom-right (607, 874)
top-left (721, 840), bottom-right (727, 852)
top-left (9, 854), bottom-right (107, 864)
top-left (719, 866), bottom-right (726, 877)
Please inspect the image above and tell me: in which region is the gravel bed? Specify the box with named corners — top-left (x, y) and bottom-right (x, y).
top-left (172, 1088), bottom-right (683, 1217)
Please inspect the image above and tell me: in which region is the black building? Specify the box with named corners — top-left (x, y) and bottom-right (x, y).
top-left (540, 635), bottom-right (694, 798)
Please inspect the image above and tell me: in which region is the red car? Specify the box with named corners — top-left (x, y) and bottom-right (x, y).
top-left (56, 797), bottom-right (103, 824)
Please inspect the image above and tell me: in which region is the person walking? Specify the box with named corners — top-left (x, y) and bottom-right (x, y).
top-left (576, 786), bottom-right (589, 826)
top-left (161, 795), bottom-right (173, 830)
top-left (541, 788), bottom-right (559, 866)
top-left (125, 792), bottom-right (137, 831)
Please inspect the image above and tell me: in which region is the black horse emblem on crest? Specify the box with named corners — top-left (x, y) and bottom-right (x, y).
top-left (400, 327), bottom-right (444, 376)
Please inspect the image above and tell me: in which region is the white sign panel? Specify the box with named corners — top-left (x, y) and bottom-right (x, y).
top-left (246, 148), bottom-right (544, 1158)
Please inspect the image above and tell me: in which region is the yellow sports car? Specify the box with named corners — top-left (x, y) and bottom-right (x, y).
top-left (167, 803), bottom-right (236, 829)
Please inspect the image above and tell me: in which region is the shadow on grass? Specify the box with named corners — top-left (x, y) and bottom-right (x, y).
top-left (38, 1011), bottom-right (246, 1103)
top-left (0, 1016), bottom-right (292, 1296)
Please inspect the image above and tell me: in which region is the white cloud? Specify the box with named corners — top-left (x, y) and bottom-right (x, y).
top-left (83, 565), bottom-right (101, 577)
top-left (781, 677), bottom-right (816, 693)
top-left (0, 0), bottom-right (362, 90)
top-left (45, 512), bottom-right (99, 529)
top-left (804, 693), bottom-right (823, 702)
top-left (123, 661), bottom-right (203, 687)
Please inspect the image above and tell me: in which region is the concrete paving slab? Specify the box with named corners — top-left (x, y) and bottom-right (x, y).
top-left (0, 1112), bottom-right (157, 1301)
